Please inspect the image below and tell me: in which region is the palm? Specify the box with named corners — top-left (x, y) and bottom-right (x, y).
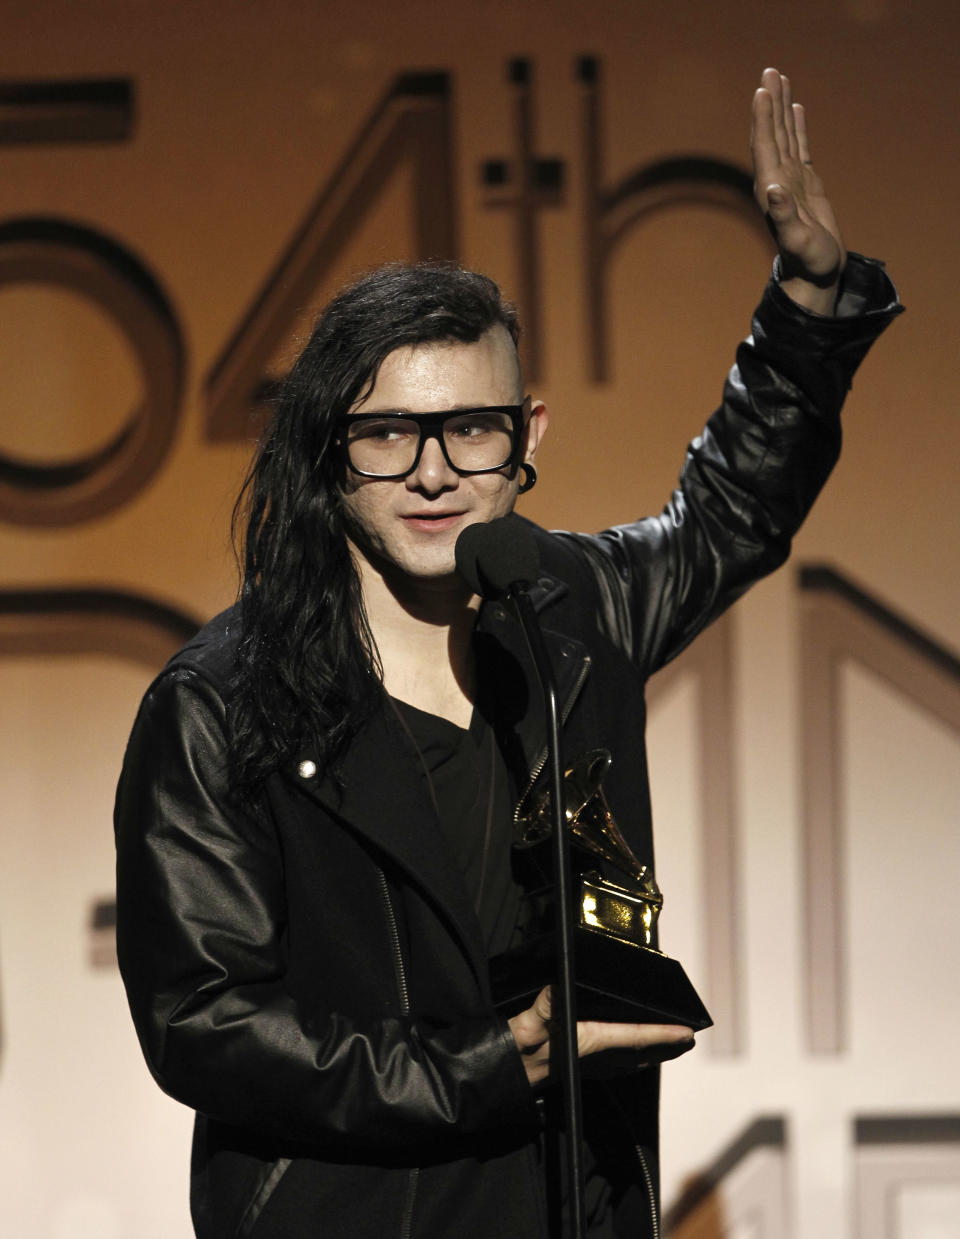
top-left (751, 68), bottom-right (846, 289)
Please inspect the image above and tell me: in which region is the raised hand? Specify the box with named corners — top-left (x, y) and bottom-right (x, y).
top-left (752, 67), bottom-right (846, 313)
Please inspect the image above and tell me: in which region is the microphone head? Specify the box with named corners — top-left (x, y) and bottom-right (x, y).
top-left (455, 515), bottom-right (540, 599)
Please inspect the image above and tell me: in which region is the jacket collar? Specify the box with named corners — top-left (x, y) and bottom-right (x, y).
top-left (474, 572), bottom-right (591, 802)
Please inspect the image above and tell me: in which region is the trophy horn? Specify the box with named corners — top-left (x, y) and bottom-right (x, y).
top-left (516, 748), bottom-right (663, 906)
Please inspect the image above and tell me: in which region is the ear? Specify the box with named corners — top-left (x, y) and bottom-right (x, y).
top-left (523, 399), bottom-right (549, 462)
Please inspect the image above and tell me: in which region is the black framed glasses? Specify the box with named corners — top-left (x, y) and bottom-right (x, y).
top-left (335, 397), bottom-right (530, 480)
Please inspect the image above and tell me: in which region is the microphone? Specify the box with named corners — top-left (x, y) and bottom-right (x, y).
top-left (454, 515), bottom-right (540, 599)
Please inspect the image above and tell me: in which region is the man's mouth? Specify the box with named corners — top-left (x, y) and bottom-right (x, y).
top-left (400, 511), bottom-right (466, 531)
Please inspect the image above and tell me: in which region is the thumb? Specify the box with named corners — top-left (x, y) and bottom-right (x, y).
top-left (533, 986), bottom-right (552, 1024)
top-left (508, 986), bottom-right (553, 1053)
top-left (765, 183), bottom-right (796, 220)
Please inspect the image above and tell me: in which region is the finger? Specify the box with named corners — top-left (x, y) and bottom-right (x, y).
top-left (761, 67), bottom-right (789, 162)
top-left (794, 103), bottom-right (812, 164)
top-left (578, 1021), bottom-right (694, 1057)
top-left (781, 74), bottom-right (801, 161)
top-left (751, 86), bottom-right (768, 154)
top-left (751, 89), bottom-right (780, 208)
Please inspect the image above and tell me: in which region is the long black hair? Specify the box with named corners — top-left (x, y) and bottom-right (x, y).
top-left (229, 261), bottom-right (521, 792)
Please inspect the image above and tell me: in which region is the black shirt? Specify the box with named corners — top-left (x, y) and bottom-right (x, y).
top-left (392, 699), bottom-right (524, 958)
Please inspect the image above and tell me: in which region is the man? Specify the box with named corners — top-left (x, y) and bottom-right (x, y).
top-left (115, 69), bottom-right (901, 1238)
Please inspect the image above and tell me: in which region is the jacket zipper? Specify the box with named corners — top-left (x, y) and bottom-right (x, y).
top-left (399, 1167), bottom-right (420, 1239)
top-left (601, 1081), bottom-right (660, 1239)
top-left (512, 653), bottom-right (592, 830)
top-left (379, 868), bottom-right (410, 1014)
top-left (635, 1144), bottom-right (660, 1239)
top-left (377, 868), bottom-right (419, 1239)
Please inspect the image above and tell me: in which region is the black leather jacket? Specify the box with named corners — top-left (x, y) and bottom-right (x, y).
top-left (115, 257), bottom-right (901, 1239)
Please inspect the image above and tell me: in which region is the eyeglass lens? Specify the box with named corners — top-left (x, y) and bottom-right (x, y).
top-left (344, 411), bottom-right (515, 477)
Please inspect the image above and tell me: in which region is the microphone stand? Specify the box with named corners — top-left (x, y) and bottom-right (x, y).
top-left (509, 583), bottom-right (587, 1239)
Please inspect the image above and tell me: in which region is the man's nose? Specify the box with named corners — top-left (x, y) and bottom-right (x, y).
top-left (407, 433), bottom-right (458, 493)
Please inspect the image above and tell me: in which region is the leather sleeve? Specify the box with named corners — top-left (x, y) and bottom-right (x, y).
top-left (555, 253), bottom-right (903, 677)
top-left (114, 668), bottom-right (537, 1154)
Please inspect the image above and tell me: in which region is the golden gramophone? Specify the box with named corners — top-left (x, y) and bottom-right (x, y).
top-left (489, 749), bottom-right (712, 1029)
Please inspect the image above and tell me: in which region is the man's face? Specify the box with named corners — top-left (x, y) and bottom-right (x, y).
top-left (339, 326), bottom-right (547, 590)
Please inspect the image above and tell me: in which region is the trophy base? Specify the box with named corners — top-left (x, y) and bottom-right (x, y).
top-left (489, 928), bottom-right (713, 1030)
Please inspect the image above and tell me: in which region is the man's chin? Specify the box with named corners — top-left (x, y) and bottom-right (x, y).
top-left (349, 534), bottom-right (461, 588)
top-left (391, 554), bottom-right (465, 589)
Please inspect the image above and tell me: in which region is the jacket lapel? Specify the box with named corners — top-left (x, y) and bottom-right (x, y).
top-left (287, 703), bottom-right (490, 987)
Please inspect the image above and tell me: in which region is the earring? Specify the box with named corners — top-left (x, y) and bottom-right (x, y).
top-left (518, 463), bottom-right (538, 494)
